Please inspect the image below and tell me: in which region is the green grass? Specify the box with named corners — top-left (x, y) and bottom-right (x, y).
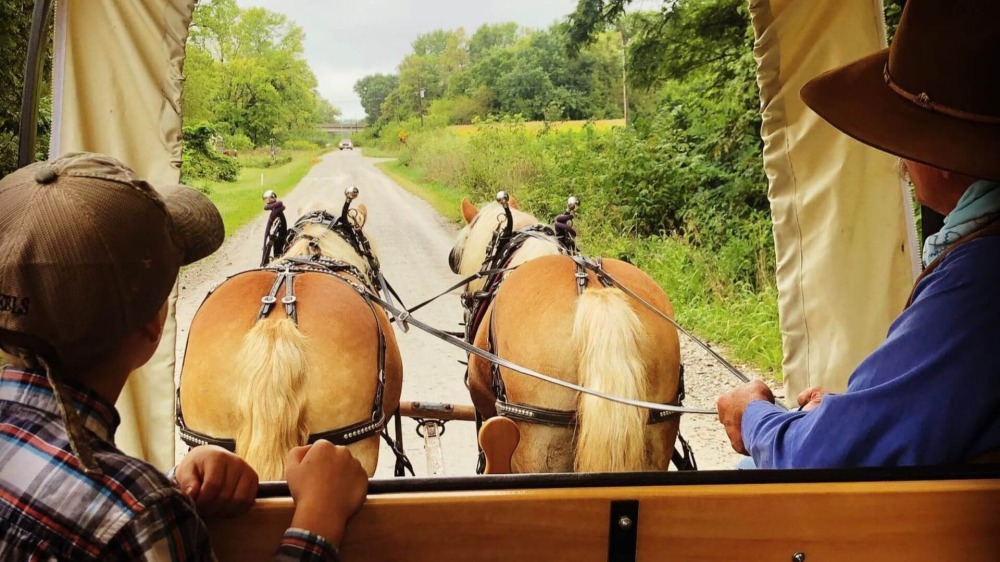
top-left (375, 161), bottom-right (466, 224)
top-left (201, 150), bottom-right (322, 236)
top-left (360, 146), bottom-right (399, 159)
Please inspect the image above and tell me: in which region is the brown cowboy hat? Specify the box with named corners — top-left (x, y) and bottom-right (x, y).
top-left (801, 0), bottom-right (1000, 182)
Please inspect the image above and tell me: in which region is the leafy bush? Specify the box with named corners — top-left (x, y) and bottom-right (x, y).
top-left (238, 153), bottom-right (293, 169)
top-left (283, 139), bottom-right (319, 151)
top-left (181, 123), bottom-right (241, 183)
top-left (224, 132), bottom-right (253, 151)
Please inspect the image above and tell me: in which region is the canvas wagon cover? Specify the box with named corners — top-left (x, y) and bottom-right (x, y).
top-left (749, 0), bottom-right (918, 400)
top-left (49, 0), bottom-right (196, 470)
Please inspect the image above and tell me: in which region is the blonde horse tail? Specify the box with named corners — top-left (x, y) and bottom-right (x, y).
top-left (572, 287), bottom-right (649, 472)
top-left (234, 317), bottom-right (310, 480)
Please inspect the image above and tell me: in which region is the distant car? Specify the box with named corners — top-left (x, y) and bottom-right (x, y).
top-left (339, 139), bottom-right (353, 150)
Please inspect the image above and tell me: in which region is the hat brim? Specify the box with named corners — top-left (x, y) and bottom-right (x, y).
top-left (157, 185), bottom-right (224, 265)
top-left (801, 50), bottom-right (1000, 182)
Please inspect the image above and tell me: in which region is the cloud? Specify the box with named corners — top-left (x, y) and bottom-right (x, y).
top-left (236, 0), bottom-right (578, 119)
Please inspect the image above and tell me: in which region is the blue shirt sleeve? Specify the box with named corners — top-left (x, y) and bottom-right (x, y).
top-left (741, 237), bottom-right (1000, 468)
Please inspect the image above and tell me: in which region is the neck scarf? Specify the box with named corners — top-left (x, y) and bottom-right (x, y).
top-left (922, 180), bottom-right (1000, 266)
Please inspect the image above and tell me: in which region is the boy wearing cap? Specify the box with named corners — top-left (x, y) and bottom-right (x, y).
top-left (717, 0), bottom-right (1000, 468)
top-left (0, 153), bottom-right (366, 560)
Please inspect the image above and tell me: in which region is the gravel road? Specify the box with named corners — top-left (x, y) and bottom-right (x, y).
top-left (174, 150), bottom-right (781, 477)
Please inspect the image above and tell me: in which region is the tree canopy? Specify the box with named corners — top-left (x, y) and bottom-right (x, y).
top-left (355, 20), bottom-right (635, 129)
top-left (184, 0), bottom-right (338, 148)
top-left (0, 0), bottom-right (51, 177)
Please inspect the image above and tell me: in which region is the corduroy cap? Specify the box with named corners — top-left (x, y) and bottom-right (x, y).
top-left (0, 152), bottom-right (224, 365)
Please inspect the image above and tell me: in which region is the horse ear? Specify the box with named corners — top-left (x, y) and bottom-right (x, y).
top-left (461, 198), bottom-right (478, 223)
top-left (508, 195), bottom-right (520, 210)
top-left (352, 204), bottom-right (368, 228)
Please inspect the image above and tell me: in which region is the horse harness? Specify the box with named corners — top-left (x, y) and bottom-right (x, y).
top-left (177, 210), bottom-right (413, 475)
top-left (462, 213), bottom-right (696, 471)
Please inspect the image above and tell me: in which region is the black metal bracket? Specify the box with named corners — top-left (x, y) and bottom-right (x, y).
top-left (607, 499), bottom-right (639, 562)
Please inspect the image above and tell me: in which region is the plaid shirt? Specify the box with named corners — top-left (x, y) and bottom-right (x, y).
top-left (0, 366), bottom-right (338, 561)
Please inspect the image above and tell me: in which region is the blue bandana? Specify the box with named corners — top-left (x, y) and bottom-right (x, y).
top-left (922, 180), bottom-right (1000, 267)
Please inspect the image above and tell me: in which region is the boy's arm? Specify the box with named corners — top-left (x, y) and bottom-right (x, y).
top-left (103, 488), bottom-right (213, 561)
top-left (276, 528), bottom-right (340, 562)
top-left (107, 488), bottom-right (342, 562)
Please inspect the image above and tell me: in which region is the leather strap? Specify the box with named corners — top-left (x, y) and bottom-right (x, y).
top-left (495, 399), bottom-right (683, 428)
top-left (178, 410), bottom-right (387, 452)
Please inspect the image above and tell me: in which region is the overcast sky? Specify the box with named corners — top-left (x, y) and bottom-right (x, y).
top-left (236, 0), bottom-right (579, 119)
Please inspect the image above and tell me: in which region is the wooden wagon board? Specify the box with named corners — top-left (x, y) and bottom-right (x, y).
top-left (207, 468), bottom-right (1000, 561)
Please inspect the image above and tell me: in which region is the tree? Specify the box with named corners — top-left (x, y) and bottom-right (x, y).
top-left (0, 0), bottom-right (51, 177)
top-left (468, 22), bottom-right (519, 62)
top-left (313, 98), bottom-right (340, 124)
top-left (184, 0), bottom-right (338, 146)
top-left (354, 73), bottom-right (398, 124)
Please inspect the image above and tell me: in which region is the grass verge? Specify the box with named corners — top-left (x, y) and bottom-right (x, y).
top-left (201, 150), bottom-right (323, 236)
top-left (360, 146), bottom-right (399, 159)
top-left (375, 161), bottom-right (466, 224)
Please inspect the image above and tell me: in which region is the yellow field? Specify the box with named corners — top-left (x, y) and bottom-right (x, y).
top-left (449, 119), bottom-right (625, 137)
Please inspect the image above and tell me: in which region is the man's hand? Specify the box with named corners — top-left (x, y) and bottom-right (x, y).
top-left (174, 445), bottom-right (259, 518)
top-left (286, 440), bottom-right (369, 548)
top-left (717, 380), bottom-right (775, 455)
top-left (796, 386), bottom-right (828, 412)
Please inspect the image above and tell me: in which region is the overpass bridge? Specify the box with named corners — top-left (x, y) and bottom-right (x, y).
top-left (318, 122), bottom-right (366, 135)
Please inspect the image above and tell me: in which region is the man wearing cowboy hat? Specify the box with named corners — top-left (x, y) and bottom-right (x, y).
top-left (718, 0), bottom-right (1000, 468)
top-left (0, 153), bottom-right (367, 559)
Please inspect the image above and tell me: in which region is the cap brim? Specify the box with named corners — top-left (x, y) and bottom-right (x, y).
top-left (157, 184), bottom-right (224, 265)
top-left (801, 50), bottom-right (1000, 182)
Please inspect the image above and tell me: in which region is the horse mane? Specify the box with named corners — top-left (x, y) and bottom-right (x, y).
top-left (281, 223), bottom-right (373, 276)
top-left (457, 202), bottom-right (560, 275)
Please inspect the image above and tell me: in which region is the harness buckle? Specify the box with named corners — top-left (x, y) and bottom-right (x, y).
top-left (391, 310), bottom-right (410, 333)
top-left (261, 295), bottom-right (277, 305)
top-left (281, 295), bottom-right (297, 305)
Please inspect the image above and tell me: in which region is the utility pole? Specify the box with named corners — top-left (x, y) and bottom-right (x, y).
top-left (419, 87), bottom-right (426, 128)
top-left (619, 22), bottom-right (628, 124)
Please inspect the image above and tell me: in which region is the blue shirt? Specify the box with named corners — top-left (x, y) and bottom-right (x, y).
top-left (742, 235), bottom-right (1000, 468)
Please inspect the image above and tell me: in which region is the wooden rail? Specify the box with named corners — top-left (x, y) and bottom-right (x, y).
top-left (207, 477), bottom-right (1000, 561)
top-left (399, 400), bottom-right (477, 422)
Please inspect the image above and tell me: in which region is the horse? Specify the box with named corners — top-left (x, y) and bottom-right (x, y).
top-left (178, 203), bottom-right (402, 480)
top-left (450, 198), bottom-right (681, 473)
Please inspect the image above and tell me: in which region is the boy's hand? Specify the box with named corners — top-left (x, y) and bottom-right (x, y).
top-left (174, 445), bottom-right (259, 518)
top-left (286, 440), bottom-right (368, 547)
